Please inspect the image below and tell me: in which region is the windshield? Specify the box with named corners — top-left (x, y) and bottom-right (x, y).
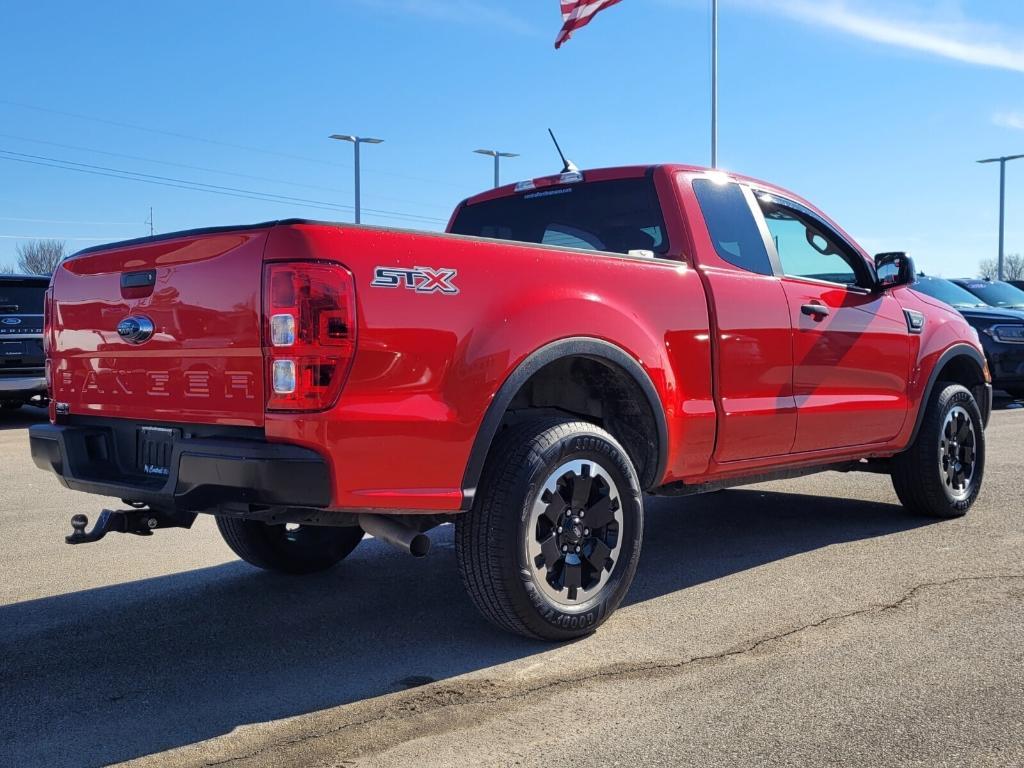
top-left (449, 178), bottom-right (669, 256)
top-left (912, 277), bottom-right (986, 308)
top-left (0, 282), bottom-right (47, 314)
top-left (956, 280), bottom-right (1024, 309)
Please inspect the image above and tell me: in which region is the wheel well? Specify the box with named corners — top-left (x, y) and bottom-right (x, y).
top-left (907, 348), bottom-right (991, 445)
top-left (934, 354), bottom-right (985, 390)
top-left (497, 355), bottom-right (661, 489)
top-left (933, 353), bottom-right (988, 411)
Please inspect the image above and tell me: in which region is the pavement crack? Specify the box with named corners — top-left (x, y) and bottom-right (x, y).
top-left (719, 572), bottom-right (1024, 660)
top-left (203, 572), bottom-right (1024, 767)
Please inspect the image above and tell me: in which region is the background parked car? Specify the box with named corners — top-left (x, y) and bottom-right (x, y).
top-left (952, 277), bottom-right (1024, 311)
top-left (1007, 280), bottom-right (1024, 293)
top-left (0, 274), bottom-right (49, 411)
top-left (913, 274), bottom-right (1024, 399)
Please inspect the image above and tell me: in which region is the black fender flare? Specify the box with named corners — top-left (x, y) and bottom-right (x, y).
top-left (908, 343), bottom-right (989, 445)
top-left (460, 337), bottom-right (669, 508)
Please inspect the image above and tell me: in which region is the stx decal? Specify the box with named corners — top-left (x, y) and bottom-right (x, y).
top-left (371, 266), bottom-right (459, 295)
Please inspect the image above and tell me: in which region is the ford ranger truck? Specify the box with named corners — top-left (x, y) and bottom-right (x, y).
top-left (30, 165), bottom-right (992, 641)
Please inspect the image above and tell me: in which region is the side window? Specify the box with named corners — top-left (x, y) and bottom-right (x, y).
top-left (692, 179), bottom-right (773, 276)
top-left (756, 197), bottom-right (865, 287)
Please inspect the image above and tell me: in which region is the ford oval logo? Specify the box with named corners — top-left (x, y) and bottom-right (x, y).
top-left (1, 317), bottom-right (21, 326)
top-left (117, 315), bottom-right (155, 344)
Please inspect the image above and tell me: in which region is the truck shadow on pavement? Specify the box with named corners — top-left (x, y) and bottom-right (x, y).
top-left (0, 405), bottom-right (47, 431)
top-left (0, 488), bottom-right (931, 767)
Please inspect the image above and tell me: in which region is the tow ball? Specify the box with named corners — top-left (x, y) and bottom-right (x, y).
top-left (66, 508), bottom-right (197, 545)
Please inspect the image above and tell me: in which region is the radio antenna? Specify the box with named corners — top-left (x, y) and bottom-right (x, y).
top-left (548, 128), bottom-right (578, 173)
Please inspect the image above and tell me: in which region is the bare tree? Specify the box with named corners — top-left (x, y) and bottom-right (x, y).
top-left (1006, 253), bottom-right (1024, 281)
top-left (16, 239), bottom-right (66, 275)
top-left (978, 255), bottom-right (1024, 281)
top-left (0, 263), bottom-right (16, 275)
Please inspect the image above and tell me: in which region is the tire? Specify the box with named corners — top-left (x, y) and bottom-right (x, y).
top-left (456, 416), bottom-right (644, 641)
top-left (891, 383), bottom-right (985, 518)
top-left (216, 517), bottom-right (364, 574)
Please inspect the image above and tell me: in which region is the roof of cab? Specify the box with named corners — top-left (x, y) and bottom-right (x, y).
top-left (460, 165), bottom-right (662, 207)
top-left (459, 163), bottom-right (811, 209)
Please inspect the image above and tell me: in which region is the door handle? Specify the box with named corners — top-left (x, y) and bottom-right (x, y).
top-left (801, 303), bottom-right (830, 319)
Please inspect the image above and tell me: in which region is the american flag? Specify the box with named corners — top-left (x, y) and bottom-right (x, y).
top-left (554, 0), bottom-right (624, 49)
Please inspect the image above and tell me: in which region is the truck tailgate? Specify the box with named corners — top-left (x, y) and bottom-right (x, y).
top-left (50, 228), bottom-right (269, 427)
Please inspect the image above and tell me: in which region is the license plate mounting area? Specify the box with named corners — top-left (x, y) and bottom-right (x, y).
top-left (137, 426), bottom-right (178, 478)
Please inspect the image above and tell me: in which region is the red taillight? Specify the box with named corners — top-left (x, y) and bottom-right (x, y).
top-left (43, 287), bottom-right (52, 353)
top-left (43, 287), bottom-right (53, 399)
top-left (262, 261), bottom-right (357, 412)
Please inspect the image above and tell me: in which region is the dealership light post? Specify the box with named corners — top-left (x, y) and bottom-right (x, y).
top-left (473, 149), bottom-right (519, 188)
top-left (711, 0), bottom-right (718, 168)
top-left (329, 134), bottom-right (384, 224)
top-left (977, 153), bottom-right (1024, 280)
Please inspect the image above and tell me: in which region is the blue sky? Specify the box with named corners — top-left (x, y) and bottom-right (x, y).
top-left (0, 0), bottom-right (1021, 276)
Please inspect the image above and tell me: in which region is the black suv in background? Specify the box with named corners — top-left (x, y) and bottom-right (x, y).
top-left (912, 275), bottom-right (1024, 399)
top-left (0, 275), bottom-right (49, 410)
top-left (952, 277), bottom-right (1024, 312)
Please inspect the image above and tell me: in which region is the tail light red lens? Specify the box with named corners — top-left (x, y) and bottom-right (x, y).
top-left (43, 287), bottom-right (52, 353)
top-left (43, 287), bottom-right (53, 399)
top-left (262, 261), bottom-right (357, 411)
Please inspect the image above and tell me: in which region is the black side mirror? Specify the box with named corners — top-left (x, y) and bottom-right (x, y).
top-left (874, 252), bottom-right (916, 290)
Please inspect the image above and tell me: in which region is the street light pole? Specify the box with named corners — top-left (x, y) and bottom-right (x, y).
top-left (711, 0), bottom-right (718, 169)
top-left (978, 153), bottom-right (1024, 280)
top-left (329, 134), bottom-right (384, 224)
top-left (354, 140), bottom-right (361, 223)
top-left (473, 149), bottom-right (520, 188)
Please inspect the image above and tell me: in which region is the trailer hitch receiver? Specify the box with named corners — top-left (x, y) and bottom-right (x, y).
top-left (66, 509), bottom-right (197, 545)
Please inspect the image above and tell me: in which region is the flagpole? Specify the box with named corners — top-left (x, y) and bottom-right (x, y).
top-left (711, 0), bottom-right (718, 168)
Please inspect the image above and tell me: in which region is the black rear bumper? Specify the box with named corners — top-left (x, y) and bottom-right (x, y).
top-left (30, 422), bottom-right (331, 511)
top-left (0, 373), bottom-right (47, 400)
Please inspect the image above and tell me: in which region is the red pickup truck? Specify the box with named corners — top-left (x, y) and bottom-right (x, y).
top-left (31, 164), bottom-right (991, 640)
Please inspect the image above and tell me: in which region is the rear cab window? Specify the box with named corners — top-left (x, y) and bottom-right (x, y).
top-left (449, 178), bottom-right (669, 257)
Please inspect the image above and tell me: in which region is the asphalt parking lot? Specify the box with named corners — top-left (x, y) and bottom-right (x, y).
top-left (1, 404), bottom-right (1022, 768)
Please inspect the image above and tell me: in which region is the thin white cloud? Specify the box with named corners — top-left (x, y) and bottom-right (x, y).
top-left (766, 1), bottom-right (1024, 74)
top-left (994, 111), bottom-right (1024, 131)
top-left (355, 0), bottom-right (536, 36)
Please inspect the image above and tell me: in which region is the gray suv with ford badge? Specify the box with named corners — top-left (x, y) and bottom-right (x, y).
top-left (0, 274), bottom-right (49, 410)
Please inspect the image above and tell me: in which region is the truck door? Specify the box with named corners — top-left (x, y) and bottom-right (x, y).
top-left (752, 193), bottom-right (911, 452)
top-left (686, 177), bottom-right (797, 461)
